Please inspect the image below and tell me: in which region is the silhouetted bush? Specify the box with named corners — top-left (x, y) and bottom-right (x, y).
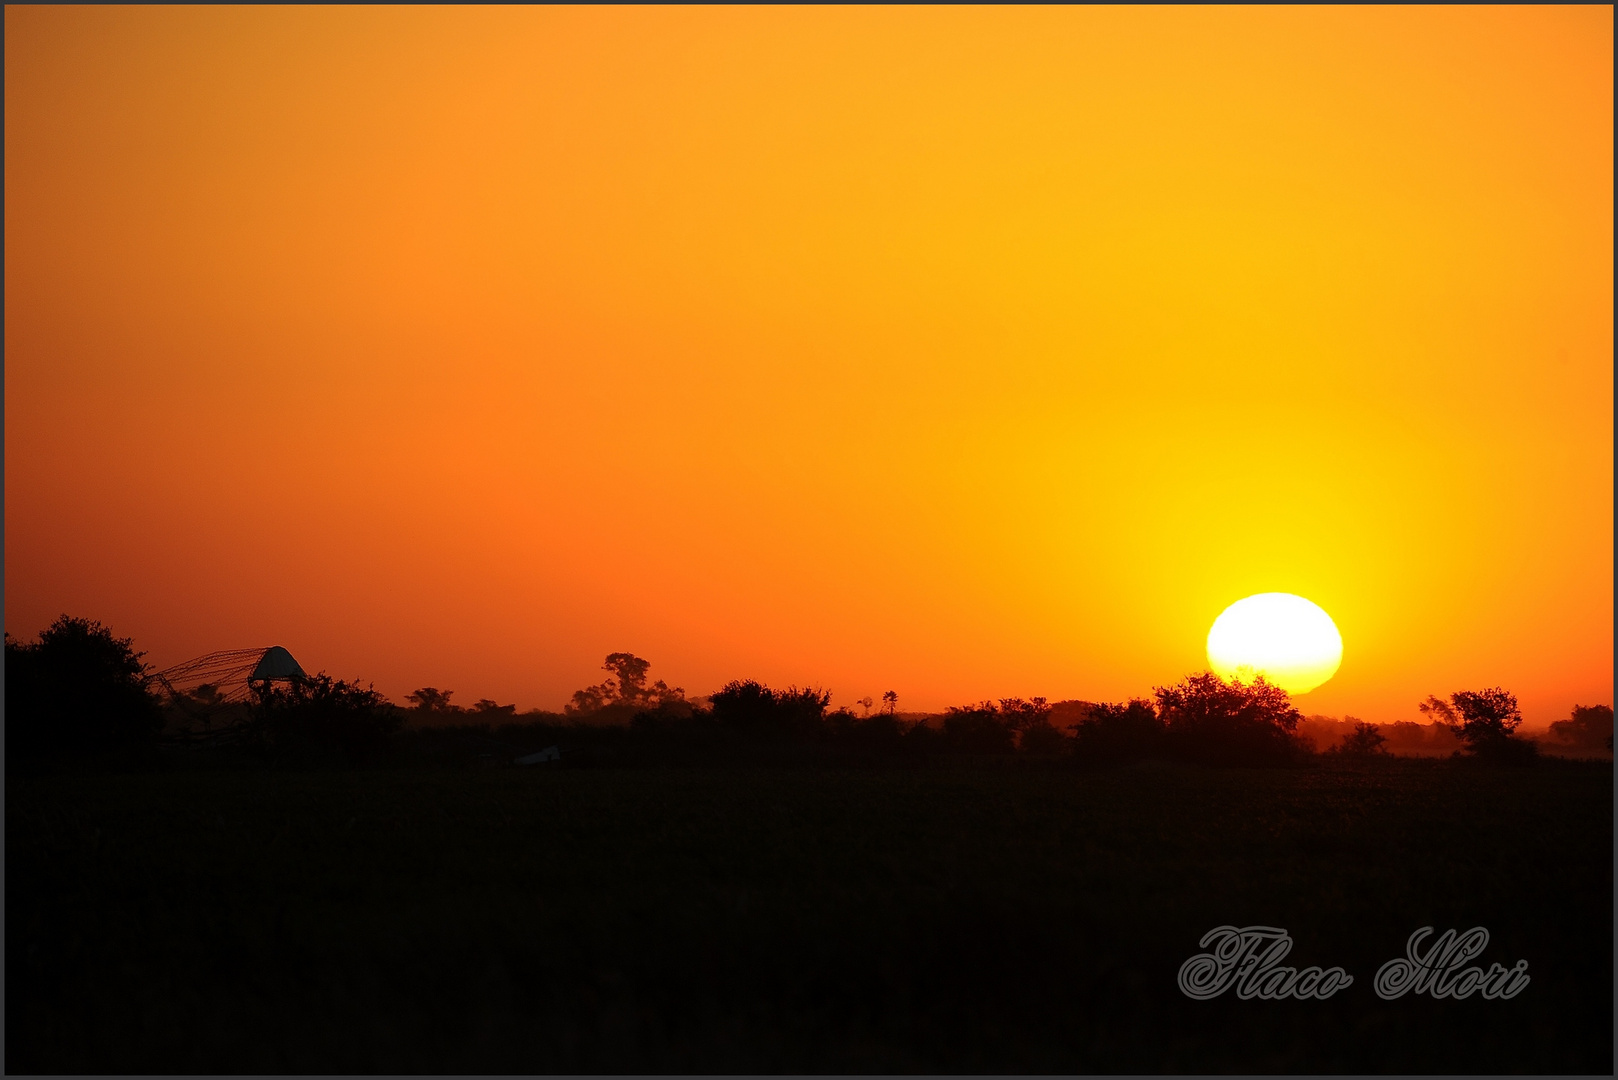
top-left (1017, 719), bottom-right (1071, 755)
top-left (1071, 699), bottom-right (1164, 763)
top-left (996, 697), bottom-right (1067, 754)
top-left (1545, 704), bottom-right (1613, 755)
top-left (1424, 687), bottom-right (1538, 765)
top-left (407, 686), bottom-right (457, 713)
top-left (1328, 720), bottom-right (1390, 757)
top-left (1380, 720), bottom-right (1464, 757)
top-left (847, 711), bottom-right (914, 753)
top-left (5, 616), bottom-right (163, 766)
top-left (247, 674), bottom-right (400, 767)
top-left (568, 653), bottom-right (686, 716)
top-left (1154, 672), bottom-right (1304, 765)
top-left (161, 684), bottom-right (253, 741)
top-left (816, 708), bottom-right (939, 762)
top-left (931, 698), bottom-right (1074, 756)
top-left (1449, 688), bottom-right (1524, 743)
top-left (709, 680), bottom-right (830, 739)
top-left (629, 698), bottom-right (710, 736)
top-left (941, 703), bottom-right (1016, 755)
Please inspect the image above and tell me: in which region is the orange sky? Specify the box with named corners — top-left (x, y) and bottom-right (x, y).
top-left (6, 6), bottom-right (1612, 726)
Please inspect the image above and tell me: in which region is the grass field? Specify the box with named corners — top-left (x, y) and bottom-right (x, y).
top-left (8, 755), bottom-right (1612, 1072)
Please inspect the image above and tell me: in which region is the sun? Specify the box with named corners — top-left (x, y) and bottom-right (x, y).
top-left (1206, 593), bottom-right (1342, 695)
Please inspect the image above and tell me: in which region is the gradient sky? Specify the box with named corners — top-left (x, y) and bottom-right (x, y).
top-left (6, 6), bottom-right (1612, 726)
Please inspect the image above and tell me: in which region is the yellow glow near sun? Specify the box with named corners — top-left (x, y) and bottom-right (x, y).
top-left (1206, 593), bottom-right (1343, 695)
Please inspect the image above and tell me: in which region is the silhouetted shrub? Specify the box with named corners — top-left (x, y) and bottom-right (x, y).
top-left (895, 698), bottom-right (1071, 757)
top-left (827, 709), bottom-right (928, 759)
top-left (1424, 687), bottom-right (1537, 765)
top-left (1071, 699), bottom-right (1164, 763)
top-left (568, 653), bottom-right (686, 716)
top-left (1017, 719), bottom-right (1071, 756)
top-left (941, 703), bottom-right (1016, 755)
top-left (407, 687), bottom-right (458, 713)
top-left (248, 674), bottom-right (400, 767)
top-left (1154, 672), bottom-right (1304, 765)
top-left (5, 616), bottom-right (163, 765)
top-left (1380, 720), bottom-right (1464, 757)
top-left (994, 697), bottom-right (1067, 753)
top-left (1545, 704), bottom-right (1613, 755)
top-left (1449, 688), bottom-right (1523, 743)
top-left (903, 715), bottom-right (941, 754)
top-left (709, 680), bottom-right (830, 739)
top-left (1329, 720), bottom-right (1389, 757)
top-left (629, 698), bottom-right (708, 736)
top-left (161, 683), bottom-right (253, 740)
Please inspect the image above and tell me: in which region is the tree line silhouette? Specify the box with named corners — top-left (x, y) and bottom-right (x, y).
top-left (6, 616), bottom-right (1608, 771)
top-left (6, 616), bottom-right (398, 768)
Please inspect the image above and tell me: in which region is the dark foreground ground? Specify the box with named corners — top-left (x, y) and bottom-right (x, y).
top-left (7, 756), bottom-right (1612, 1073)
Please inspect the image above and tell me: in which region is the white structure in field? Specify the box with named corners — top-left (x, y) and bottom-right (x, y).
top-left (149, 646), bottom-right (308, 703)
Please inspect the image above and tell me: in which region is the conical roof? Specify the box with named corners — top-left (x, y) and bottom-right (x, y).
top-left (249, 645), bottom-right (306, 682)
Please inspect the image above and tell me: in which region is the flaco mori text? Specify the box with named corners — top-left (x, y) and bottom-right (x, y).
top-left (1178, 925), bottom-right (1529, 1001)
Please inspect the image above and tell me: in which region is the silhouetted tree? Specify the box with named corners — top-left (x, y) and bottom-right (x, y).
top-left (5, 616), bottom-right (163, 764)
top-left (996, 697), bottom-right (1050, 730)
top-left (1547, 704), bottom-right (1614, 753)
top-left (567, 683), bottom-right (611, 714)
top-left (1331, 720), bottom-right (1389, 757)
top-left (1417, 694), bottom-right (1459, 728)
top-left (568, 653), bottom-right (685, 715)
top-left (248, 673), bottom-right (399, 767)
top-left (603, 653), bottom-right (651, 700)
top-left (1430, 687), bottom-right (1536, 764)
top-left (471, 699), bottom-right (518, 719)
top-left (841, 708), bottom-right (916, 755)
top-left (1018, 719), bottom-right (1071, 755)
top-left (941, 702), bottom-right (1016, 755)
top-left (1379, 719), bottom-right (1462, 757)
top-left (1451, 689), bottom-right (1524, 740)
top-left (1154, 672), bottom-right (1303, 765)
top-left (709, 680), bottom-right (829, 738)
top-left (407, 687), bottom-right (457, 713)
top-left (1071, 699), bottom-right (1165, 763)
top-left (996, 697), bottom-right (1065, 753)
top-left (881, 690), bottom-right (898, 716)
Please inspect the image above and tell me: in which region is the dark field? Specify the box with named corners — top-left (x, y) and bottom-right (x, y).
top-left (8, 756), bottom-right (1612, 1073)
